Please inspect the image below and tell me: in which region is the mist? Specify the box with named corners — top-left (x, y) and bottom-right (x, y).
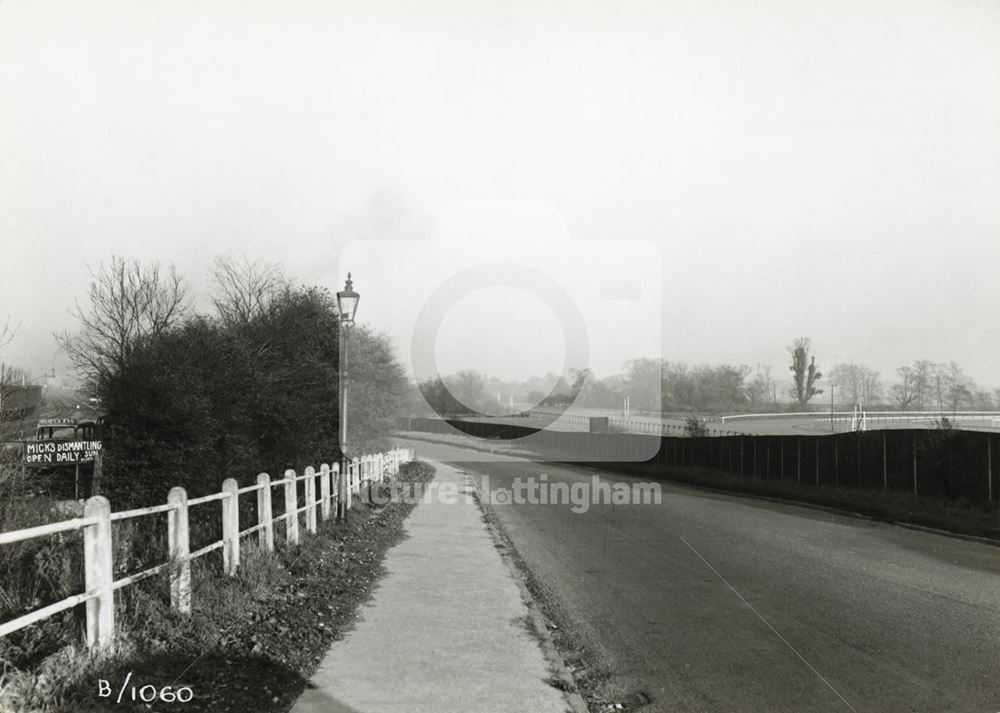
top-left (1, 0), bottom-right (998, 391)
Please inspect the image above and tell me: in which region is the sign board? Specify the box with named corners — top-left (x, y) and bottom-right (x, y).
top-left (38, 418), bottom-right (78, 427)
top-left (24, 440), bottom-right (102, 465)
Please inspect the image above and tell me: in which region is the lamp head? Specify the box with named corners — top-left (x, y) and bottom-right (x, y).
top-left (337, 273), bottom-right (360, 326)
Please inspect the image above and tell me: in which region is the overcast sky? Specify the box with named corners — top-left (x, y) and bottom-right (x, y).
top-left (1, 0), bottom-right (998, 388)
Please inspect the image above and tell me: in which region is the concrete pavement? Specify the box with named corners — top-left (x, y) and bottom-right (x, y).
top-left (290, 460), bottom-right (571, 713)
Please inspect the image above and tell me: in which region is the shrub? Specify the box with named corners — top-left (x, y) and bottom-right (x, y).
top-left (684, 416), bottom-right (708, 437)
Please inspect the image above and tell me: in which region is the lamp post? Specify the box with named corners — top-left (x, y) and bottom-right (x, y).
top-left (336, 273), bottom-right (359, 521)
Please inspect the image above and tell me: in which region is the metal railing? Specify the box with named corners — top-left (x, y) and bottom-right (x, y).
top-left (0, 447), bottom-right (414, 650)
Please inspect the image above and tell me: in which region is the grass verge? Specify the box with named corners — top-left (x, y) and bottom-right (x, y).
top-left (0, 461), bottom-right (436, 713)
top-left (470, 478), bottom-right (624, 713)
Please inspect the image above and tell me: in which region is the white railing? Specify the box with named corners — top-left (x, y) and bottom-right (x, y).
top-left (526, 409), bottom-right (743, 437)
top-left (724, 410), bottom-right (1000, 423)
top-left (815, 413), bottom-right (1000, 429)
top-left (0, 447), bottom-right (414, 650)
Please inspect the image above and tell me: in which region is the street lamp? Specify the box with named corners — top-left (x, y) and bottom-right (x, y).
top-left (336, 274), bottom-right (359, 520)
top-left (337, 273), bottom-right (360, 326)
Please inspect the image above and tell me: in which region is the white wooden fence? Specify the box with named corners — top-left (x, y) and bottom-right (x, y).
top-left (0, 447), bottom-right (414, 650)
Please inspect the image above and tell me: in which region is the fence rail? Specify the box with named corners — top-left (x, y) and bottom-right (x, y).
top-left (0, 447), bottom-right (414, 649)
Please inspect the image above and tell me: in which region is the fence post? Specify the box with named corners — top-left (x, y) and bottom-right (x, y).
top-left (834, 439), bottom-right (839, 487)
top-left (304, 466), bottom-right (317, 534)
top-left (285, 469), bottom-right (299, 545)
top-left (815, 439), bottom-right (820, 486)
top-left (912, 434), bottom-right (918, 495)
top-left (167, 487), bottom-right (191, 613)
top-left (856, 432), bottom-right (862, 487)
top-left (83, 496), bottom-right (114, 650)
top-left (257, 473), bottom-right (274, 551)
top-left (320, 464), bottom-right (332, 521)
top-left (796, 437), bottom-right (801, 484)
top-left (882, 433), bottom-right (887, 492)
top-left (338, 463), bottom-right (349, 520)
top-left (988, 437), bottom-right (993, 504)
top-left (222, 478), bottom-right (240, 575)
top-left (369, 456), bottom-right (375, 502)
top-left (331, 462), bottom-right (339, 511)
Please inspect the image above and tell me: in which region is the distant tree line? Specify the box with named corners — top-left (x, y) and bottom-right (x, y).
top-left (415, 336), bottom-right (999, 417)
top-left (59, 257), bottom-right (407, 507)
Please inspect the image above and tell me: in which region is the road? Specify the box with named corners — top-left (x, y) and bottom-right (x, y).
top-left (396, 438), bottom-right (1000, 713)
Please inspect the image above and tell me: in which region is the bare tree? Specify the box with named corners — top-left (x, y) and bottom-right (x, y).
top-left (830, 363), bottom-right (883, 407)
top-left (748, 365), bottom-right (777, 410)
top-left (211, 256), bottom-right (288, 326)
top-left (911, 360), bottom-right (936, 410)
top-left (446, 370), bottom-right (489, 413)
top-left (890, 366), bottom-right (919, 408)
top-left (939, 361), bottom-right (974, 412)
top-left (861, 367), bottom-right (883, 405)
top-left (1, 317), bottom-right (25, 427)
top-left (0, 315), bottom-right (19, 350)
top-left (625, 358), bottom-right (666, 412)
top-left (891, 360), bottom-right (976, 412)
top-left (788, 337), bottom-right (823, 406)
top-left (972, 388), bottom-right (996, 410)
top-left (56, 257), bottom-right (188, 385)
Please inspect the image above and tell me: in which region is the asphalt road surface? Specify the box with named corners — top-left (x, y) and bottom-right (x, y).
top-left (396, 438), bottom-right (1000, 713)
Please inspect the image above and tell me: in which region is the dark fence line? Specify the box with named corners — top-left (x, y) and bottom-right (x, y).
top-left (403, 418), bottom-right (998, 505)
